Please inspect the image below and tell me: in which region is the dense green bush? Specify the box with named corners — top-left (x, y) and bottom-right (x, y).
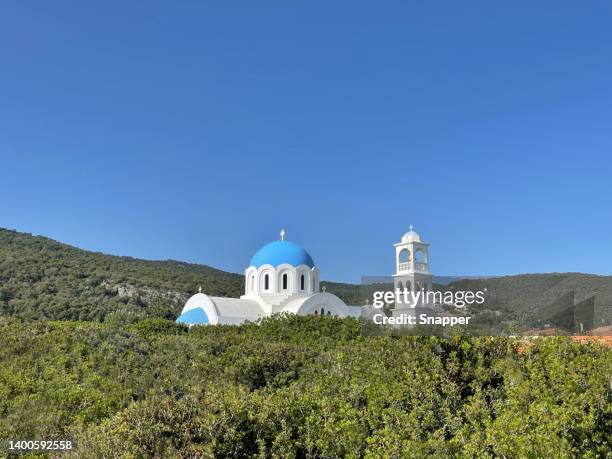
top-left (0, 316), bottom-right (609, 457)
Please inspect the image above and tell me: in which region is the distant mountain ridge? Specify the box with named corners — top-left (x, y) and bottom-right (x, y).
top-left (433, 275), bottom-right (497, 285)
top-left (0, 227), bottom-right (610, 326)
top-left (445, 273), bottom-right (611, 328)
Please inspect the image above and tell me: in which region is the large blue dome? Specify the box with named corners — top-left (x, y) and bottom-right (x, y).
top-left (249, 240), bottom-right (315, 268)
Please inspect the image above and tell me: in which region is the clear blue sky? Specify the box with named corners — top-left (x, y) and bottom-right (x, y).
top-left (1, 1), bottom-right (611, 282)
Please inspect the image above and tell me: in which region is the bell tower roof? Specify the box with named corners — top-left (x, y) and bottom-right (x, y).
top-left (394, 226), bottom-right (431, 276)
top-left (398, 225), bottom-right (427, 245)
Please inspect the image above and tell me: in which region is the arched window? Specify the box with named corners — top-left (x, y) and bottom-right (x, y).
top-left (414, 249), bottom-right (425, 263)
top-left (398, 248), bottom-right (410, 263)
top-left (327, 311), bottom-right (331, 316)
top-left (321, 307), bottom-right (325, 315)
top-left (264, 274), bottom-right (269, 290)
top-left (300, 274), bottom-right (305, 291)
top-left (282, 273), bottom-right (288, 290)
top-left (314, 310), bottom-right (318, 315)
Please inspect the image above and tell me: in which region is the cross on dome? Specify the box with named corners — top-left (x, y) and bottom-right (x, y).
top-left (409, 224), bottom-right (414, 231)
top-left (280, 228), bottom-right (286, 241)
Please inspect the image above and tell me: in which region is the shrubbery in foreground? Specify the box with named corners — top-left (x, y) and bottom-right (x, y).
top-left (0, 315), bottom-right (610, 457)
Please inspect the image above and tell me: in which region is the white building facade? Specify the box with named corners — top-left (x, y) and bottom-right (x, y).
top-left (177, 230), bottom-right (362, 325)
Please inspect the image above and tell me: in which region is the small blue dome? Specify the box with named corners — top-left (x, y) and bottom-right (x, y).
top-left (250, 240), bottom-right (315, 268)
top-left (177, 307), bottom-right (209, 325)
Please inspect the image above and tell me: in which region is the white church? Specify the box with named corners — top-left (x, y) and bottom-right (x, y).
top-left (176, 230), bottom-right (362, 325)
top-left (176, 227), bottom-right (436, 326)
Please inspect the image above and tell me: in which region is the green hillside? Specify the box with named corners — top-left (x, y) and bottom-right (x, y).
top-left (1, 227), bottom-right (611, 328)
top-left (0, 228), bottom-right (243, 321)
top-left (447, 274), bottom-right (612, 329)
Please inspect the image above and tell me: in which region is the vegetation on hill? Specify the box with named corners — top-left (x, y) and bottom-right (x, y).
top-left (0, 228), bottom-right (243, 321)
top-left (448, 274), bottom-right (612, 328)
top-left (4, 227), bottom-right (611, 327)
top-left (0, 315), bottom-right (609, 457)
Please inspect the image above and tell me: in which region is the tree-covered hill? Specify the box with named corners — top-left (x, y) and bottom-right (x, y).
top-left (0, 228), bottom-right (244, 321)
top-left (1, 227), bottom-right (611, 326)
top-left (447, 274), bottom-right (612, 328)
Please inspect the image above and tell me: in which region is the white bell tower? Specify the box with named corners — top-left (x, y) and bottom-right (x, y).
top-left (393, 225), bottom-right (433, 308)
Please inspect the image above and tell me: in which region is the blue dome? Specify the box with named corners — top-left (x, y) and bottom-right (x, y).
top-left (249, 240), bottom-right (315, 268)
top-left (177, 307), bottom-right (209, 325)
